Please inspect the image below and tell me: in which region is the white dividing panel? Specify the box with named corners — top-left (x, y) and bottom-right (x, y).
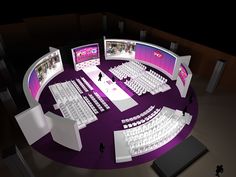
top-left (172, 55), bottom-right (191, 80)
top-left (176, 63), bottom-right (192, 98)
top-left (45, 112), bottom-right (82, 151)
top-left (114, 130), bottom-right (132, 163)
top-left (15, 103), bottom-right (50, 145)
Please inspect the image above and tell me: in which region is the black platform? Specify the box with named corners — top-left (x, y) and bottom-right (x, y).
top-left (152, 135), bottom-right (208, 177)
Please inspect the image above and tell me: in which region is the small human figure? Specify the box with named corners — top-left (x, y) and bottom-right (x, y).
top-left (215, 164), bottom-right (224, 177)
top-left (112, 76), bottom-right (115, 82)
top-left (183, 105), bottom-right (188, 116)
top-left (189, 92), bottom-right (193, 104)
top-left (99, 143), bottom-right (105, 153)
top-left (98, 72), bottom-right (102, 81)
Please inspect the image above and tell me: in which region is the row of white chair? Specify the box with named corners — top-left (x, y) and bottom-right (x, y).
top-left (123, 108), bottom-right (186, 156)
top-left (61, 99), bottom-right (95, 124)
top-left (93, 92), bottom-right (110, 110)
top-left (81, 77), bottom-right (93, 91)
top-left (125, 70), bottom-right (170, 96)
top-left (121, 62), bottom-right (145, 78)
top-left (122, 108), bottom-right (160, 129)
top-left (76, 78), bottom-right (89, 92)
top-left (149, 70), bottom-right (168, 83)
top-left (121, 105), bottom-right (155, 124)
top-left (110, 67), bottom-right (127, 80)
top-left (129, 123), bottom-right (185, 156)
top-left (49, 81), bottom-right (97, 128)
top-left (123, 108), bottom-right (174, 137)
top-left (83, 96), bottom-right (99, 114)
top-left (113, 106), bottom-right (192, 160)
top-left (88, 94), bottom-right (105, 112)
top-left (124, 79), bottom-right (147, 96)
top-left (109, 61), bottom-right (146, 80)
top-left (126, 114), bottom-right (176, 142)
top-left (71, 80), bottom-right (83, 94)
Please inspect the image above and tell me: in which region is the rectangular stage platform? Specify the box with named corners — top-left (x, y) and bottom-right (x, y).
top-left (83, 66), bottom-right (138, 112)
top-left (152, 135), bottom-right (208, 177)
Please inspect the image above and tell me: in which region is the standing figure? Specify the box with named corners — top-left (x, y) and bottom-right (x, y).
top-left (112, 75), bottom-right (115, 82)
top-left (183, 105), bottom-right (188, 116)
top-left (189, 92), bottom-right (193, 104)
top-left (98, 72), bottom-right (102, 81)
top-left (215, 165), bottom-right (224, 177)
top-left (99, 143), bottom-right (105, 153)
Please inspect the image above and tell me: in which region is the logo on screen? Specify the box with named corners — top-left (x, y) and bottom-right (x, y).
top-left (76, 47), bottom-right (97, 58)
top-left (154, 51), bottom-right (163, 58)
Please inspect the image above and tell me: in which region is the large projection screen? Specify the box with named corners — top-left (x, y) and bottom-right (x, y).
top-left (71, 43), bottom-right (100, 71)
top-left (23, 47), bottom-right (64, 106)
top-left (104, 39), bottom-right (180, 80)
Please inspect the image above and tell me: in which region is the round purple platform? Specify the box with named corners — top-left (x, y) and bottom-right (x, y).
top-left (34, 58), bottom-right (198, 169)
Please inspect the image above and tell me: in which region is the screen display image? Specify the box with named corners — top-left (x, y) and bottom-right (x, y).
top-left (72, 44), bottom-right (99, 64)
top-left (35, 54), bottom-right (62, 86)
top-left (178, 64), bottom-right (188, 85)
top-left (106, 41), bottom-right (136, 59)
top-left (28, 70), bottom-right (40, 98)
top-left (135, 43), bottom-right (176, 75)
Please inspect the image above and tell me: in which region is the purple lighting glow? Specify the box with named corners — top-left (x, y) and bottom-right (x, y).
top-left (135, 44), bottom-right (176, 75)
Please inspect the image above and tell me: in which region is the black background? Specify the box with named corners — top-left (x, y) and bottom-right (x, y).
top-left (0, 1), bottom-right (235, 55)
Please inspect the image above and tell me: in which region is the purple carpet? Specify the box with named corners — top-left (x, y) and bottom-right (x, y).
top-left (34, 58), bottom-right (198, 169)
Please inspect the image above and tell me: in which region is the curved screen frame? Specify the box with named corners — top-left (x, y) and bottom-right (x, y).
top-left (176, 62), bottom-right (192, 98)
top-left (23, 47), bottom-right (64, 106)
top-left (104, 39), bottom-right (182, 80)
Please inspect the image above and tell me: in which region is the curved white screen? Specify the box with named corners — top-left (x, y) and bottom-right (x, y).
top-left (135, 43), bottom-right (177, 75)
top-left (25, 49), bottom-right (63, 103)
top-left (104, 39), bottom-right (179, 79)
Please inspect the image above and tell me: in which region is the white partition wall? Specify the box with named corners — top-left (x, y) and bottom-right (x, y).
top-left (45, 112), bottom-right (82, 151)
top-left (178, 55), bottom-right (191, 66)
top-left (18, 46), bottom-right (84, 151)
top-left (176, 63), bottom-right (192, 98)
top-left (15, 103), bottom-right (50, 145)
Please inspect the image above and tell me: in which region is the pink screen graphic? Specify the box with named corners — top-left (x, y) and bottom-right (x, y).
top-left (178, 64), bottom-right (188, 85)
top-left (135, 44), bottom-right (176, 75)
top-left (73, 44), bottom-right (99, 64)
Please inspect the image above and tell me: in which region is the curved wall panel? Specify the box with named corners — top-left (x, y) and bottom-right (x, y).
top-left (104, 38), bottom-right (181, 80)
